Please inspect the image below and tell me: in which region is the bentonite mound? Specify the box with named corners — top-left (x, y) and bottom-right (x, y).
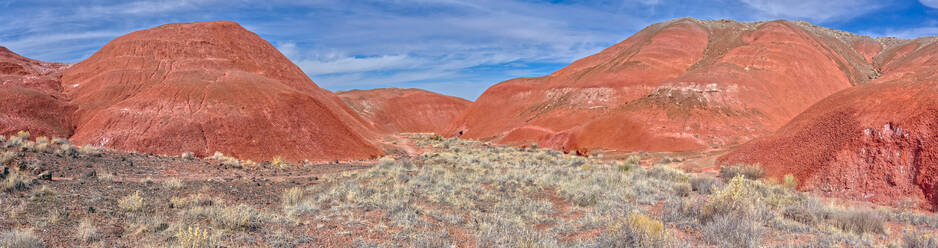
top-left (338, 88), bottom-right (471, 134)
top-left (446, 18), bottom-right (877, 154)
top-left (62, 21), bottom-right (382, 162)
top-left (720, 38), bottom-right (938, 209)
top-left (0, 47), bottom-right (72, 138)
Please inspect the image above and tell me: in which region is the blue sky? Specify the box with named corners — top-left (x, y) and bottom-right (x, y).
top-left (1, 0), bottom-right (937, 100)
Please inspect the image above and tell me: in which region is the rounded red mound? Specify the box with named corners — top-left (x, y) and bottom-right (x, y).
top-left (446, 19), bottom-right (876, 154)
top-left (0, 47), bottom-right (72, 138)
top-left (338, 88), bottom-right (470, 134)
top-left (62, 21), bottom-right (382, 162)
top-left (720, 38), bottom-right (938, 209)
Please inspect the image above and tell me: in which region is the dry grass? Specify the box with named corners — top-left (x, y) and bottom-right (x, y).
top-left (75, 218), bottom-right (101, 242)
top-left (163, 178), bottom-right (184, 189)
top-left (119, 191), bottom-right (145, 212)
top-left (175, 226), bottom-right (214, 248)
top-left (0, 229), bottom-right (43, 248)
top-left (718, 164), bottom-right (764, 180)
top-left (2, 170), bottom-right (31, 192)
top-left (1, 150), bottom-right (16, 165)
top-left (904, 228), bottom-right (938, 248)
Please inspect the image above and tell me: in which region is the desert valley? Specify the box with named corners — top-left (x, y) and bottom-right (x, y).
top-left (1, 16), bottom-right (938, 247)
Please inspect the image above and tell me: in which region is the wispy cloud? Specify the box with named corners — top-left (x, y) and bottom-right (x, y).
top-left (740, 0), bottom-right (890, 23)
top-left (921, 0), bottom-right (938, 9)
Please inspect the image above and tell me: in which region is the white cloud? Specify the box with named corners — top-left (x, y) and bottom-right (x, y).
top-left (294, 55), bottom-right (417, 75)
top-left (866, 27), bottom-right (938, 39)
top-left (921, 0), bottom-right (938, 8)
top-left (741, 0), bottom-right (888, 23)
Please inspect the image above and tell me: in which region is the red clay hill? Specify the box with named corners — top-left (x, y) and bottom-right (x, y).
top-left (446, 18), bottom-right (879, 154)
top-left (720, 37), bottom-right (938, 209)
top-left (61, 21), bottom-right (382, 162)
top-left (0, 47), bottom-right (72, 138)
top-left (338, 88), bottom-right (470, 134)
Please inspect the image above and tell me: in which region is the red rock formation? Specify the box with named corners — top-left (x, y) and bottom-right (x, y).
top-left (0, 47), bottom-right (72, 138)
top-left (338, 88), bottom-right (470, 134)
top-left (446, 18), bottom-right (877, 154)
top-left (62, 21), bottom-right (382, 162)
top-left (720, 38), bottom-right (938, 209)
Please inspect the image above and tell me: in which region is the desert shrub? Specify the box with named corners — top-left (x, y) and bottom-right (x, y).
top-left (689, 176), bottom-right (718, 194)
top-left (163, 178), bottom-right (184, 189)
top-left (783, 174), bottom-right (798, 189)
top-left (597, 212), bottom-right (669, 247)
top-left (78, 144), bottom-right (100, 156)
top-left (283, 187), bottom-right (317, 216)
top-left (904, 229), bottom-right (938, 248)
top-left (51, 138), bottom-right (69, 145)
top-left (33, 142), bottom-right (49, 153)
top-left (822, 208), bottom-right (885, 234)
top-left (0, 229), bottom-right (43, 248)
top-left (410, 229), bottom-right (456, 248)
top-left (18, 141), bottom-right (36, 152)
top-left (2, 170), bottom-right (31, 192)
top-left (1, 150), bottom-right (16, 165)
top-left (97, 171), bottom-right (115, 182)
top-left (54, 144), bottom-right (77, 157)
top-left (15, 130), bottom-right (30, 139)
top-left (273, 156), bottom-right (286, 169)
top-left (702, 174), bottom-right (764, 222)
top-left (647, 165), bottom-right (687, 182)
top-left (5, 135), bottom-right (24, 149)
top-left (175, 226), bottom-right (213, 248)
top-left (718, 164), bottom-right (764, 181)
top-left (783, 206), bottom-right (817, 227)
top-left (662, 197), bottom-right (700, 226)
top-left (215, 204), bottom-right (262, 230)
top-left (170, 193), bottom-right (217, 209)
top-left (617, 161), bottom-right (633, 172)
top-left (181, 152), bottom-right (195, 160)
top-left (625, 155), bottom-right (641, 167)
top-left (119, 191), bottom-right (145, 212)
top-left (208, 152), bottom-right (240, 167)
top-left (75, 218), bottom-right (101, 242)
top-left (29, 185), bottom-right (55, 202)
top-left (672, 183), bottom-right (691, 197)
top-left (702, 214), bottom-right (765, 248)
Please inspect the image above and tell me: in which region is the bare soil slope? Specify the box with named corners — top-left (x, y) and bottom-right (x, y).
top-left (0, 47), bottom-right (71, 138)
top-left (720, 38), bottom-right (938, 209)
top-left (446, 18), bottom-right (878, 155)
top-left (338, 88), bottom-right (471, 134)
top-left (62, 21), bottom-right (382, 162)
